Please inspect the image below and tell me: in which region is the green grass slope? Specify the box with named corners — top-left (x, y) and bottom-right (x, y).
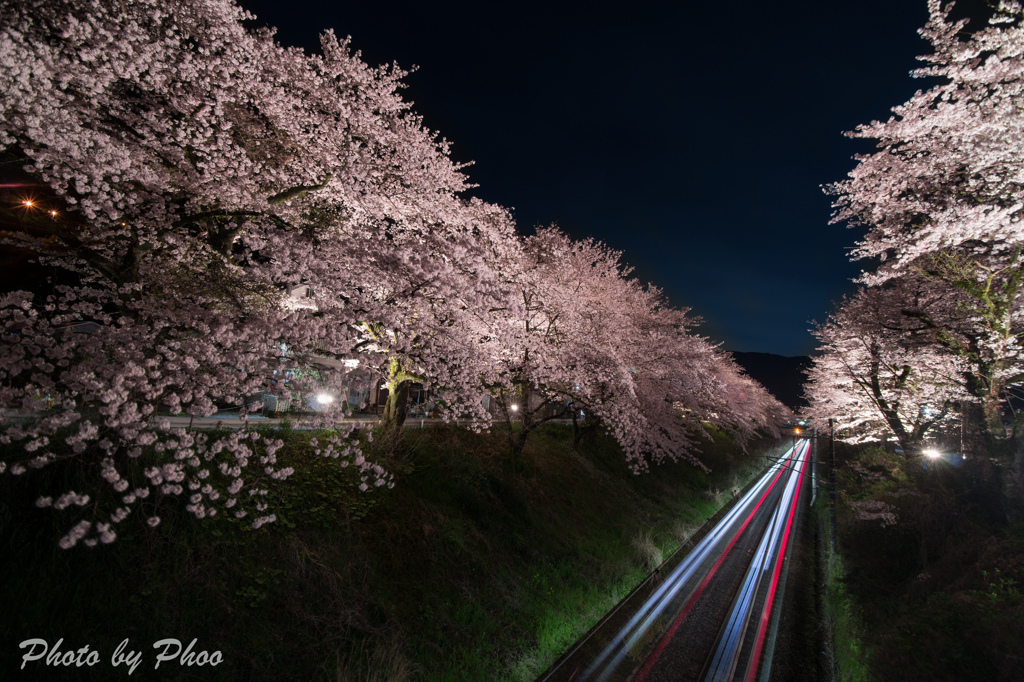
top-left (1, 424), bottom-right (776, 681)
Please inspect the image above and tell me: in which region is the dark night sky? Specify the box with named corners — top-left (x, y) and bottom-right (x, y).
top-left (237, 0), bottom-right (989, 356)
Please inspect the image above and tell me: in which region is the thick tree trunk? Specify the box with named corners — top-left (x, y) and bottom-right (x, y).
top-left (378, 354), bottom-right (425, 449)
top-left (380, 378), bottom-right (411, 444)
top-left (900, 438), bottom-right (925, 459)
top-left (501, 382), bottom-right (533, 472)
top-left (981, 391), bottom-right (1007, 442)
top-left (571, 410), bottom-right (583, 453)
top-left (508, 427), bottom-right (527, 472)
top-left (962, 401), bottom-right (987, 459)
top-left (867, 357), bottom-right (928, 459)
top-left (500, 381), bottom-right (571, 470)
top-left (383, 379), bottom-right (411, 427)
top-left (571, 409), bottom-right (597, 453)
top-left (963, 367), bottom-right (1007, 445)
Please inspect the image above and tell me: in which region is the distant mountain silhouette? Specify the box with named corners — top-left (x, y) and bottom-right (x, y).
top-left (729, 351), bottom-right (811, 412)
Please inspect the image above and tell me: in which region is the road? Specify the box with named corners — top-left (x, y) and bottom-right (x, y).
top-left (538, 439), bottom-right (812, 682)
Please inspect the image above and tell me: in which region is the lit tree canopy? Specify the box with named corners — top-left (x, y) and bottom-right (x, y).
top-left (828, 1), bottom-right (1024, 439)
top-left (0, 0), bottom-right (786, 547)
top-left (0, 0), bottom-right (503, 546)
top-left (806, 281), bottom-right (966, 454)
top-left (485, 227), bottom-right (786, 471)
top-left (833, 0), bottom-right (1024, 274)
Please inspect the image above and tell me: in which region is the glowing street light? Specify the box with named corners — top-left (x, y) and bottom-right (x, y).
top-left (315, 393), bottom-right (334, 405)
top-left (510, 404), bottom-right (519, 412)
top-left (923, 448), bottom-right (941, 459)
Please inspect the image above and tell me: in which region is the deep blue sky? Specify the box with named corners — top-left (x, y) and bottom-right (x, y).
top-left (238, 0), bottom-right (990, 356)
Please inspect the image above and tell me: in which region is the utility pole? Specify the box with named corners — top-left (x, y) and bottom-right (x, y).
top-left (829, 417), bottom-right (837, 554)
top-left (810, 427), bottom-right (817, 506)
top-left (961, 403), bottom-right (966, 458)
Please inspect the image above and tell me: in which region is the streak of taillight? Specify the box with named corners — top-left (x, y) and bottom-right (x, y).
top-left (742, 441), bottom-right (809, 682)
top-left (632, 458), bottom-right (791, 682)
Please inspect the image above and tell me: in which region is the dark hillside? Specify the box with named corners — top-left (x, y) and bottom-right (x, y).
top-left (730, 351), bottom-right (811, 411)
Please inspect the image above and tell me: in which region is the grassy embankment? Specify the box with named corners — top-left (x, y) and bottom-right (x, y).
top-left (815, 491), bottom-right (867, 682)
top-left (819, 442), bottom-right (1024, 682)
top-left (1, 423), bottom-right (776, 681)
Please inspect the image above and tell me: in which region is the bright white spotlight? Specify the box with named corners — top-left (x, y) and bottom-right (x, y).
top-left (316, 393), bottom-right (334, 405)
top-left (510, 404), bottom-right (518, 412)
top-left (923, 448), bottom-right (941, 459)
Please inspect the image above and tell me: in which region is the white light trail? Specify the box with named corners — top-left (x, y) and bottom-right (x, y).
top-left (576, 443), bottom-right (801, 681)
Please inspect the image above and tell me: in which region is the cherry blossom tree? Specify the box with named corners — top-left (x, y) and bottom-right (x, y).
top-left (707, 355), bottom-right (790, 447)
top-left (483, 227), bottom-right (785, 471)
top-left (592, 282), bottom-right (786, 471)
top-left (480, 227), bottom-right (617, 466)
top-left (0, 0), bottom-right (787, 549)
top-left (0, 0), bottom-right (504, 546)
top-left (351, 199), bottom-right (518, 440)
top-left (805, 281), bottom-right (966, 454)
top-left (829, 0), bottom-right (1024, 439)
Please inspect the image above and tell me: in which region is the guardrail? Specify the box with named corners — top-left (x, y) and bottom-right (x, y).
top-left (2, 411), bottom-right (577, 431)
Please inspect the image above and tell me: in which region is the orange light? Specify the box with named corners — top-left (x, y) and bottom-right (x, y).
top-left (23, 199), bottom-right (34, 208)
top-left (49, 210), bottom-right (57, 217)
top-left (794, 428), bottom-right (801, 435)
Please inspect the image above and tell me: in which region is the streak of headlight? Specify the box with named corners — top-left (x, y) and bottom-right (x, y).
top-left (704, 441), bottom-right (807, 681)
top-left (741, 442), bottom-right (810, 682)
top-left (576, 443), bottom-right (799, 681)
top-left (631, 443), bottom-right (809, 682)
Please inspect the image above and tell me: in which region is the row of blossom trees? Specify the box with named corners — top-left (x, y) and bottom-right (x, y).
top-left (0, 0), bottom-right (785, 547)
top-left (806, 1), bottom-right (1024, 456)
